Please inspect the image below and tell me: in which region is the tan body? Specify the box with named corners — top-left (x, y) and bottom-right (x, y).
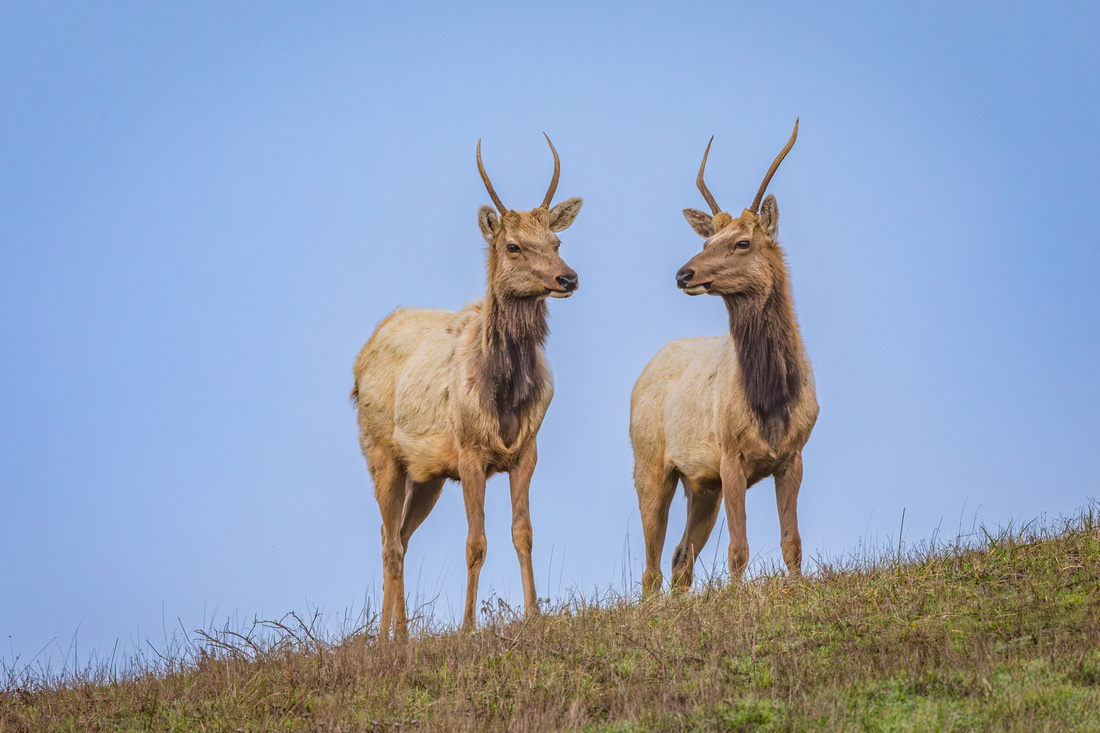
top-left (352, 137), bottom-right (582, 639)
top-left (633, 336), bottom-right (817, 487)
top-left (356, 306), bottom-right (552, 483)
top-left (631, 328), bottom-right (818, 588)
top-left (353, 302), bottom-right (552, 637)
top-left (631, 122), bottom-right (818, 590)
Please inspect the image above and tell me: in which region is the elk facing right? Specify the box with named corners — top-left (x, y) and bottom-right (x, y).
top-left (352, 136), bottom-right (582, 640)
top-left (630, 121), bottom-right (818, 592)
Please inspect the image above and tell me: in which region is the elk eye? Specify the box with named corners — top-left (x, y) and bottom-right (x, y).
top-left (734, 240), bottom-right (750, 250)
top-left (506, 243), bottom-right (520, 253)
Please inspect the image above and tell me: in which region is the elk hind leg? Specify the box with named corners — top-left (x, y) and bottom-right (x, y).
top-left (370, 452), bottom-right (407, 642)
top-left (671, 479), bottom-right (722, 589)
top-left (395, 475), bottom-right (445, 633)
top-left (774, 454), bottom-right (804, 578)
top-left (636, 465), bottom-right (678, 594)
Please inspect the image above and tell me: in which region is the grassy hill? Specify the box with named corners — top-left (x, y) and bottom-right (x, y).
top-left (3, 507), bottom-right (1099, 731)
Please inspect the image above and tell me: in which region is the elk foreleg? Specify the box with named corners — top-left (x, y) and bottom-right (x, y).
top-left (774, 453), bottom-right (803, 578)
top-left (508, 439), bottom-right (539, 617)
top-left (671, 479), bottom-right (722, 589)
top-left (720, 454), bottom-right (750, 580)
top-left (458, 452), bottom-right (488, 631)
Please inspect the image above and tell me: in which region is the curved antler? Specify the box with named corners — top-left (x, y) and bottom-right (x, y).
top-left (696, 136), bottom-right (721, 215)
top-left (540, 133), bottom-right (560, 209)
top-left (749, 118), bottom-right (799, 214)
top-left (477, 139), bottom-right (507, 213)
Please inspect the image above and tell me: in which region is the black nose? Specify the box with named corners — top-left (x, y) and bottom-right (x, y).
top-left (557, 273), bottom-right (578, 292)
top-left (676, 267), bottom-right (694, 289)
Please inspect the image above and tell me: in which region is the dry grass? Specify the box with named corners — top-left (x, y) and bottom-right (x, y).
top-left (3, 505), bottom-right (1100, 731)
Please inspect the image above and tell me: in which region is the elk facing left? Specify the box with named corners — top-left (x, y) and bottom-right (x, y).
top-left (351, 135), bottom-right (583, 641)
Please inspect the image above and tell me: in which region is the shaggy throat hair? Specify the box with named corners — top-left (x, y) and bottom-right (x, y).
top-left (723, 286), bottom-right (803, 445)
top-left (480, 295), bottom-right (550, 446)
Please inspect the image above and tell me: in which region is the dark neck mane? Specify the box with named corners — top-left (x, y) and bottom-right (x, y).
top-left (480, 294), bottom-right (549, 446)
top-left (723, 278), bottom-right (803, 446)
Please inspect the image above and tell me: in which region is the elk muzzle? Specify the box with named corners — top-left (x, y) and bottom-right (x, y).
top-left (549, 267), bottom-right (578, 298)
top-left (676, 265), bottom-right (711, 296)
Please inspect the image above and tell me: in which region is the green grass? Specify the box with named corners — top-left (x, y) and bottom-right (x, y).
top-left (4, 506), bottom-right (1100, 731)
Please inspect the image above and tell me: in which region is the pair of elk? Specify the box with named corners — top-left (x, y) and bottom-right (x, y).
top-left (352, 123), bottom-right (816, 640)
top-left (352, 135), bottom-right (581, 640)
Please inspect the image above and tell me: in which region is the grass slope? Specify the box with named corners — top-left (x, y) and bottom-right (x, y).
top-left (3, 508), bottom-right (1100, 731)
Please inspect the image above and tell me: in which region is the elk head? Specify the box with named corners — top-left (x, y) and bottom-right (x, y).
top-left (675, 120), bottom-right (798, 300)
top-left (477, 135), bottom-right (583, 299)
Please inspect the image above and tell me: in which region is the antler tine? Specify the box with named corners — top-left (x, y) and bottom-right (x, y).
top-left (540, 132), bottom-right (560, 209)
top-left (696, 136), bottom-right (722, 215)
top-left (477, 139), bottom-right (507, 214)
top-left (750, 118), bottom-right (799, 214)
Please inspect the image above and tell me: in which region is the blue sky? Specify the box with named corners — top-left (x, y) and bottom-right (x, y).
top-left (3, 2), bottom-right (1099, 670)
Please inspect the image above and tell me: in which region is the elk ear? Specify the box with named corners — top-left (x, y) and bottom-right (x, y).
top-left (548, 197), bottom-right (583, 232)
top-left (759, 195), bottom-right (779, 238)
top-left (478, 205), bottom-right (501, 244)
top-left (683, 208), bottom-right (715, 238)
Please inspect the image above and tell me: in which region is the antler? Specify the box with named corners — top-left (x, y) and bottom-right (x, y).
top-left (479, 135), bottom-right (562, 212)
top-left (749, 118), bottom-right (799, 214)
top-left (477, 139), bottom-right (507, 213)
top-left (541, 133), bottom-right (560, 209)
top-left (696, 136), bottom-right (721, 215)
